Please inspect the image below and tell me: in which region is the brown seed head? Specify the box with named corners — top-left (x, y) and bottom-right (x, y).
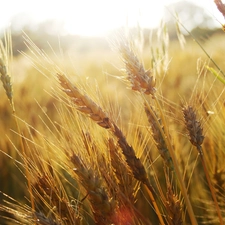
top-left (120, 43), bottom-right (156, 95)
top-left (0, 57), bottom-right (13, 105)
top-left (58, 73), bottom-right (151, 190)
top-left (58, 73), bottom-right (111, 129)
top-left (183, 105), bottom-right (204, 151)
top-left (70, 153), bottom-right (116, 225)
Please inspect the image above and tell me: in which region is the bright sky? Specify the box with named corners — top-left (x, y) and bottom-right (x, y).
top-left (1, 0), bottom-right (224, 36)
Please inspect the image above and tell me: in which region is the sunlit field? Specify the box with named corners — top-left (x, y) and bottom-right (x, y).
top-left (1, 2), bottom-right (225, 224)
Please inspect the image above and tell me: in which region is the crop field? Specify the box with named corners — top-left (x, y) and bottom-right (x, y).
top-left (1, 10), bottom-right (225, 225)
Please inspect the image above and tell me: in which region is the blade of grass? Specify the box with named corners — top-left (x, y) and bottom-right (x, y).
top-left (206, 66), bottom-right (225, 85)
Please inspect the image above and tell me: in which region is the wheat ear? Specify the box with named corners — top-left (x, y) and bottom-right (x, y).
top-left (58, 73), bottom-right (166, 225)
top-left (34, 212), bottom-right (62, 225)
top-left (58, 73), bottom-right (149, 185)
top-left (183, 105), bottom-right (224, 225)
top-left (108, 138), bottom-right (135, 203)
top-left (144, 104), bottom-right (173, 170)
top-left (119, 42), bottom-right (156, 95)
top-left (164, 176), bottom-right (182, 225)
top-left (71, 153), bottom-right (116, 225)
top-left (0, 42), bottom-right (13, 108)
top-left (120, 40), bottom-right (201, 225)
top-left (119, 41), bottom-right (198, 225)
top-left (0, 33), bottom-right (36, 220)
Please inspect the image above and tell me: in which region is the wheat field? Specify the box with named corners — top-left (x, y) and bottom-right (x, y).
top-left (1, 7), bottom-right (225, 225)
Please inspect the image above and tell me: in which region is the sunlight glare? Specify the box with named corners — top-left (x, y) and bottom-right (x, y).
top-left (57, 0), bottom-right (165, 36)
top-left (1, 0), bottom-right (224, 37)
top-left (1, 0), bottom-right (167, 36)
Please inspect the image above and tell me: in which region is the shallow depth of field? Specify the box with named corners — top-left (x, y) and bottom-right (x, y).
top-left (1, 3), bottom-right (225, 225)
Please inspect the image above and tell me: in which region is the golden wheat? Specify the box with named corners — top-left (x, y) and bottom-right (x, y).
top-left (2, 10), bottom-right (225, 224)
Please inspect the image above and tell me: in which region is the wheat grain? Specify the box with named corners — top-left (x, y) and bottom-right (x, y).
top-left (145, 104), bottom-right (173, 170)
top-left (70, 153), bottom-right (116, 225)
top-left (164, 179), bottom-right (182, 225)
top-left (58, 73), bottom-right (150, 186)
top-left (108, 138), bottom-right (135, 203)
top-left (0, 49), bottom-right (13, 106)
top-left (183, 105), bottom-right (224, 225)
top-left (58, 73), bottom-right (111, 129)
top-left (183, 105), bottom-right (204, 153)
top-left (58, 72), bottom-right (166, 224)
top-left (119, 42), bottom-right (156, 95)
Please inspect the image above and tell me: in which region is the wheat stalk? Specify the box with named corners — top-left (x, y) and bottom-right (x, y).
top-left (183, 105), bottom-right (224, 225)
top-left (57, 73), bottom-right (165, 225)
top-left (70, 152), bottom-right (116, 225)
top-left (164, 176), bottom-right (182, 225)
top-left (108, 138), bottom-right (135, 204)
top-left (119, 42), bottom-right (156, 95)
top-left (144, 104), bottom-right (173, 170)
top-left (0, 31), bottom-right (36, 222)
top-left (119, 39), bottom-right (198, 225)
top-left (183, 105), bottom-right (204, 152)
top-left (0, 41), bottom-right (13, 108)
top-left (34, 172), bottom-right (81, 225)
top-left (58, 73), bottom-right (149, 186)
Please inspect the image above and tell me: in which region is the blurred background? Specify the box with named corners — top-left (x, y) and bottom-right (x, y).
top-left (0, 0), bottom-right (224, 56)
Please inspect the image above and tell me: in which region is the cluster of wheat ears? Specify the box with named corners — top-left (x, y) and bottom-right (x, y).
top-left (1, 2), bottom-right (225, 225)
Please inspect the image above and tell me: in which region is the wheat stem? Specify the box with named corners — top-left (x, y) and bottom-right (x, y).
top-left (144, 103), bottom-right (173, 170)
top-left (0, 34), bottom-right (36, 223)
top-left (144, 96), bottom-right (198, 225)
top-left (183, 105), bottom-right (224, 225)
top-left (70, 153), bottom-right (116, 225)
top-left (118, 40), bottom-right (197, 224)
top-left (58, 73), bottom-right (166, 225)
top-left (153, 98), bottom-right (198, 225)
top-left (199, 151), bottom-right (224, 225)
